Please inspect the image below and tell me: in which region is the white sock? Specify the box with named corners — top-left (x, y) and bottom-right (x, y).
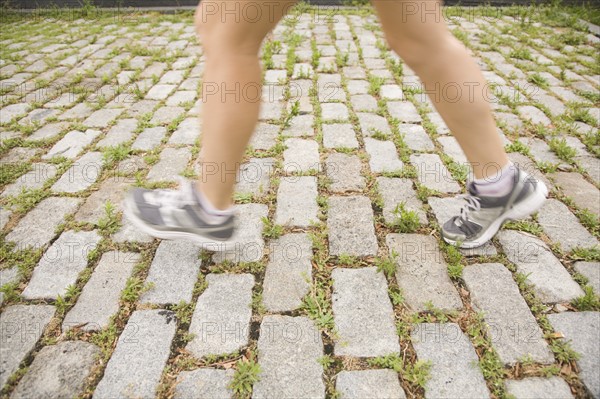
top-left (192, 186), bottom-right (235, 223)
top-left (472, 162), bottom-right (517, 197)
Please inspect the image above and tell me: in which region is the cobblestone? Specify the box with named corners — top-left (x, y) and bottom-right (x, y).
top-left (537, 199), bottom-right (599, 251)
top-left (411, 153), bottom-right (461, 193)
top-left (328, 196), bottom-right (378, 257)
top-left (364, 138), bottom-right (403, 173)
top-left (504, 377), bottom-right (574, 399)
top-left (377, 177), bottom-right (427, 225)
top-left (174, 369), bottom-right (234, 399)
top-left (336, 370), bottom-right (406, 399)
top-left (275, 177), bottom-right (318, 228)
top-left (51, 151), bottom-right (104, 193)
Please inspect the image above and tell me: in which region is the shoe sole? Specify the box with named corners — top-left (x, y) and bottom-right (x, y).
top-left (122, 200), bottom-right (238, 252)
top-left (443, 181), bottom-right (549, 249)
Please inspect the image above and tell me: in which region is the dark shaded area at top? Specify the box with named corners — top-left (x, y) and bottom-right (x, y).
top-left (7, 0), bottom-right (599, 9)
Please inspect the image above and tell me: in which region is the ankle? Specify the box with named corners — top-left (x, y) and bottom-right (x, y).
top-left (194, 183), bottom-right (234, 214)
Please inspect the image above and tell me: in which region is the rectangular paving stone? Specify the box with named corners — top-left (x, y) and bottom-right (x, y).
top-left (74, 180), bottom-right (129, 224)
top-left (186, 274), bottom-right (254, 358)
top-left (427, 197), bottom-right (498, 256)
top-left (505, 377), bottom-right (574, 399)
top-left (517, 105), bottom-right (551, 126)
top-left (377, 177), bottom-right (428, 226)
top-left (150, 106), bottom-right (185, 125)
top-left (22, 230), bottom-right (102, 300)
top-left (141, 240), bottom-right (200, 305)
top-left (145, 84), bottom-right (176, 100)
top-left (263, 233), bottom-right (312, 312)
top-left (169, 117), bottom-right (199, 145)
top-left (83, 108), bottom-right (123, 128)
top-left (332, 267), bottom-right (399, 357)
top-left (357, 112), bottom-right (391, 137)
top-left (43, 129), bottom-right (101, 159)
top-left (462, 263), bottom-right (554, 365)
top-left (250, 123), bottom-right (279, 150)
top-left (412, 323), bottom-right (490, 398)
top-left (236, 157), bottom-right (275, 198)
top-left (328, 196), bottom-right (378, 257)
top-left (428, 112), bottom-right (450, 135)
top-left (174, 368), bottom-right (234, 399)
top-left (282, 114), bottom-right (314, 137)
top-left (93, 309), bottom-right (177, 399)
top-left (63, 251), bottom-right (139, 332)
top-left (326, 153), bottom-right (365, 193)
top-left (321, 103), bottom-right (349, 121)
top-left (351, 94), bottom-right (378, 112)
top-left (508, 152), bottom-right (553, 190)
top-left (131, 126), bottom-right (167, 151)
top-left (147, 147), bottom-right (191, 182)
top-left (213, 204), bottom-right (268, 263)
top-left (1, 163), bottom-right (58, 198)
top-left (387, 101), bottom-right (422, 123)
top-left (537, 199), bottom-right (598, 251)
top-left (275, 177), bottom-right (318, 228)
top-left (411, 153), bottom-right (461, 193)
top-left (6, 197), bottom-right (82, 250)
top-left (96, 118), bottom-right (137, 148)
top-left (51, 152), bottom-right (104, 193)
top-left (386, 234), bottom-right (463, 312)
top-left (574, 261), bottom-right (600, 294)
top-left (381, 84), bottom-right (404, 100)
top-left (336, 370), bottom-right (406, 399)
top-left (548, 312), bottom-right (599, 398)
top-left (399, 124), bottom-right (435, 152)
top-left (253, 315), bottom-right (325, 399)
top-left (322, 123), bottom-right (359, 149)
top-left (11, 341), bottom-right (100, 399)
top-left (498, 230), bottom-right (584, 303)
top-left (364, 138), bottom-right (403, 173)
top-left (283, 138), bottom-right (321, 173)
top-left (0, 305), bottom-right (55, 389)
top-left (550, 172), bottom-right (600, 216)
top-left (437, 136), bottom-right (467, 164)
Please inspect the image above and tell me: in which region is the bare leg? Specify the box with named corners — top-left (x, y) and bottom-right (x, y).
top-left (371, 0), bottom-right (509, 180)
top-left (194, 0), bottom-right (296, 209)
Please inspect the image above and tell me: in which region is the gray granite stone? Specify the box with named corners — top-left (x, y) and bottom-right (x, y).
top-left (145, 84), bottom-right (176, 100)
top-left (387, 101), bottom-right (422, 123)
top-left (283, 138), bottom-right (321, 173)
top-left (253, 315), bottom-right (325, 398)
top-left (213, 204), bottom-right (268, 263)
top-left (521, 137), bottom-right (565, 167)
top-left (263, 233), bottom-right (312, 312)
top-left (29, 122), bottom-right (68, 141)
top-left (400, 124), bottom-right (435, 152)
top-left (548, 312), bottom-right (599, 398)
top-left (63, 251), bottom-right (139, 332)
top-left (498, 230), bottom-right (584, 303)
top-left (427, 196), bottom-right (498, 256)
top-left (1, 163), bottom-right (58, 198)
top-left (169, 117), bottom-right (199, 145)
top-left (412, 323), bottom-right (490, 399)
top-left (377, 177), bottom-right (427, 225)
top-left (0, 103), bottom-right (29, 124)
top-left (74, 180), bottom-right (129, 224)
top-left (326, 153), bottom-right (365, 193)
top-left (411, 153), bottom-right (461, 193)
top-left (275, 176), bottom-right (318, 228)
top-left (131, 126), bottom-right (167, 151)
top-left (0, 305), bottom-right (55, 389)
top-left (93, 309), bottom-right (177, 399)
top-left (22, 230), bottom-right (102, 300)
top-left (364, 138), bottom-right (403, 173)
top-left (236, 157), bottom-right (275, 198)
top-left (1, 147), bottom-right (37, 164)
top-left (83, 108), bottom-right (123, 128)
top-left (321, 103), bottom-right (349, 121)
top-left (150, 106), bottom-right (185, 125)
top-left (462, 263), bottom-right (554, 365)
top-left (537, 199), bottom-right (599, 251)
top-left (43, 129), bottom-right (101, 159)
top-left (517, 105), bottom-right (551, 126)
top-left (428, 112), bottom-right (450, 135)
top-left (282, 114), bottom-right (314, 137)
top-left (508, 152), bottom-right (553, 190)
top-left (0, 208), bottom-right (10, 231)
top-left (336, 370), bottom-right (406, 399)
top-left (332, 267), bottom-right (399, 357)
top-left (112, 218), bottom-right (154, 244)
top-left (0, 266), bottom-right (19, 288)
top-left (11, 341), bottom-right (100, 399)
top-left (51, 152), bottom-right (103, 193)
top-left (141, 240), bottom-right (200, 305)
top-left (322, 123), bottom-right (359, 149)
top-left (328, 196), bottom-right (378, 256)
top-left (381, 85), bottom-right (404, 100)
top-left (174, 369), bottom-right (234, 399)
top-left (147, 147), bottom-right (191, 182)
top-left (96, 118), bottom-right (137, 148)
top-left (504, 377), bottom-right (574, 399)
top-left (574, 261), bottom-right (600, 294)
top-left (250, 123), bottom-right (279, 150)
top-left (351, 94), bottom-right (378, 112)
top-left (357, 112), bottom-right (391, 137)
top-left (550, 172), bottom-right (600, 216)
top-left (6, 197), bottom-right (82, 250)
top-left (187, 274), bottom-right (254, 358)
top-left (386, 234), bottom-right (463, 312)
top-left (437, 136), bottom-right (467, 164)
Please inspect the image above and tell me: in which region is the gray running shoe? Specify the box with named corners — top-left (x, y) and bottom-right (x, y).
top-left (441, 168), bottom-right (548, 249)
top-left (123, 179), bottom-right (236, 251)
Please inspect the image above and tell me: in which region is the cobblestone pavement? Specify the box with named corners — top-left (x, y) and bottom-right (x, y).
top-left (1, 4), bottom-right (599, 399)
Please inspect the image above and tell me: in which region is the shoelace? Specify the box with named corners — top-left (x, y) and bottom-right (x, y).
top-left (457, 194), bottom-right (481, 225)
top-left (153, 177), bottom-right (190, 207)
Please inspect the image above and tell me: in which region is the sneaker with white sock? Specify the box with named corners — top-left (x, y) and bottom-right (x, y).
top-left (441, 167), bottom-right (548, 248)
top-left (123, 179), bottom-right (237, 251)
